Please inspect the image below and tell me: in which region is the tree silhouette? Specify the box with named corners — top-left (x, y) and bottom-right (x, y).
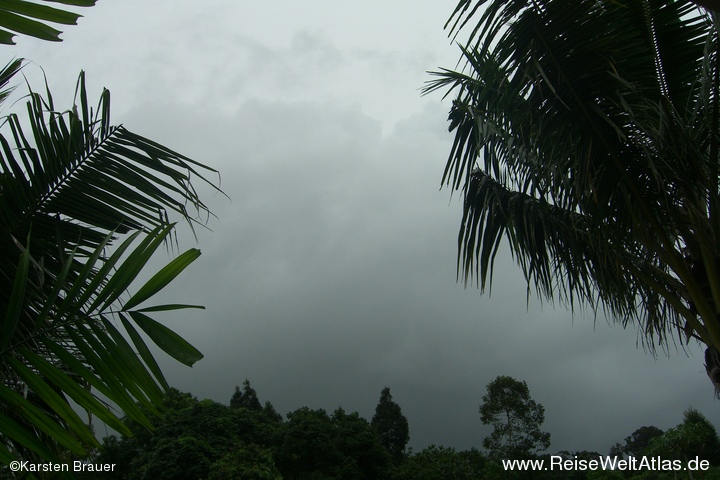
top-left (371, 387), bottom-right (410, 462)
top-left (230, 379), bottom-right (262, 411)
top-left (479, 376), bottom-right (550, 459)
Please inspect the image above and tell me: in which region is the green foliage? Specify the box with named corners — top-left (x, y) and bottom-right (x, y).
top-left (390, 445), bottom-right (485, 480)
top-left (262, 400), bottom-right (284, 423)
top-left (229, 380), bottom-right (283, 424)
top-left (427, 0), bottom-right (720, 389)
top-left (371, 387), bottom-right (410, 463)
top-left (231, 379), bottom-right (263, 411)
top-left (94, 389), bottom-right (283, 480)
top-left (207, 443), bottom-right (282, 480)
top-left (599, 408), bottom-right (720, 479)
top-left (91, 389), bottom-right (199, 479)
top-left (479, 376), bottom-right (550, 458)
top-left (91, 381), bottom-right (720, 480)
top-left (0, 60), bottom-right (221, 468)
top-left (0, 0), bottom-right (97, 44)
top-left (275, 406), bottom-right (389, 480)
top-left (646, 408), bottom-right (720, 465)
top-left (331, 408), bottom-right (392, 479)
top-left (97, 387), bottom-right (391, 480)
top-left (274, 407), bottom-right (346, 478)
top-left (611, 426), bottom-right (665, 457)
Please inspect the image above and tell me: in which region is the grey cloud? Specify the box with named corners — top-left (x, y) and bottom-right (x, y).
top-left (120, 97), bottom-right (719, 454)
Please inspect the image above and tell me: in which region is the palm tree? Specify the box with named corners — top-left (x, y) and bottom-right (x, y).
top-left (425, 0), bottom-right (720, 392)
top-left (0, 58), bottom-right (223, 465)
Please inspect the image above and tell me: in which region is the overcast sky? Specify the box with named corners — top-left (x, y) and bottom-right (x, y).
top-left (12, 0), bottom-right (720, 455)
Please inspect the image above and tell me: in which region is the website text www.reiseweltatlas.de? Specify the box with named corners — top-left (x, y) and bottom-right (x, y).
top-left (503, 455), bottom-right (711, 473)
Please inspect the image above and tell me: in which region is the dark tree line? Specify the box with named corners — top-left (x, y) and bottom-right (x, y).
top-left (85, 376), bottom-right (720, 480)
top-left (92, 382), bottom-right (408, 480)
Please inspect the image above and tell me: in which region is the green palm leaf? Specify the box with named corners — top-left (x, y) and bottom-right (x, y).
top-left (427, 0), bottom-right (720, 388)
top-left (0, 61), bottom-right (223, 463)
top-left (0, 0), bottom-right (97, 44)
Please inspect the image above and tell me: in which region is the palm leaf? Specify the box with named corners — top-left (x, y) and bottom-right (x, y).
top-left (427, 0), bottom-right (720, 360)
top-left (0, 0), bottom-right (97, 45)
top-left (0, 62), bottom-right (223, 462)
top-left (1, 227), bottom-right (209, 464)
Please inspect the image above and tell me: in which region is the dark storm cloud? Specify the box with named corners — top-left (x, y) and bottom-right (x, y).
top-left (116, 96), bottom-right (718, 454)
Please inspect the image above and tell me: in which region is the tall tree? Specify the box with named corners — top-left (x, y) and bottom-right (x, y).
top-left (0, 61), bottom-right (222, 465)
top-left (230, 379), bottom-right (263, 411)
top-left (646, 408), bottom-right (720, 465)
top-left (610, 426), bottom-right (665, 457)
top-left (479, 376), bottom-right (550, 458)
top-left (371, 387), bottom-right (410, 463)
top-left (426, 0), bottom-right (720, 391)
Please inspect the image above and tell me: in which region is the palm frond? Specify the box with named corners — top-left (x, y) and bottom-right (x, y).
top-left (1, 226), bottom-right (207, 465)
top-left (0, 0), bottom-right (97, 45)
top-left (0, 62), bottom-right (223, 464)
top-left (0, 68), bottom-right (221, 303)
top-left (427, 0), bottom-right (720, 355)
